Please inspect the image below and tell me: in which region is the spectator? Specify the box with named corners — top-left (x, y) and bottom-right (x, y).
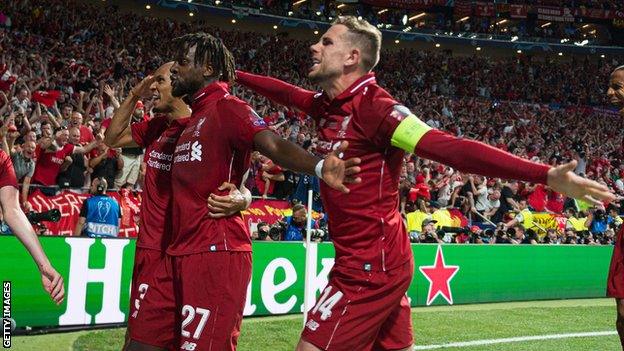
top-left (281, 203), bottom-right (318, 241)
top-left (417, 219), bottom-right (443, 244)
top-left (73, 177), bottom-right (121, 238)
top-left (57, 127), bottom-right (88, 189)
top-left (30, 127), bottom-right (98, 195)
top-left (89, 143), bottom-right (123, 188)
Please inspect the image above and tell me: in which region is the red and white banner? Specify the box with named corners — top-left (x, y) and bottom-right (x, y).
top-left (510, 4), bottom-right (528, 19)
top-left (28, 189), bottom-right (141, 237)
top-left (537, 6), bottom-right (575, 22)
top-left (474, 2), bottom-right (495, 17)
top-left (240, 198), bottom-right (323, 232)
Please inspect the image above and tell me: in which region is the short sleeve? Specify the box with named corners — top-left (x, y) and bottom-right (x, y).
top-left (219, 98), bottom-right (268, 151)
top-left (0, 150), bottom-right (18, 189)
top-left (131, 116), bottom-right (169, 148)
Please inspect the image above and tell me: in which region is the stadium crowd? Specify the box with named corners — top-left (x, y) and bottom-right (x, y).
top-left (0, 0), bottom-right (623, 245)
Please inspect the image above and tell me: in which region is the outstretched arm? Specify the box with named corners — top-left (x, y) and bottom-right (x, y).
top-left (0, 184), bottom-right (64, 305)
top-left (236, 71), bottom-right (317, 116)
top-left (389, 112), bottom-right (614, 204)
top-left (254, 131), bottom-right (360, 194)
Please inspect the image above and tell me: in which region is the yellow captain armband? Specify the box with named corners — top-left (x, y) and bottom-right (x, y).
top-left (390, 111), bottom-right (432, 153)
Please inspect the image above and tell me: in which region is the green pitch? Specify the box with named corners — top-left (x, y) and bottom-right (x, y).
top-left (9, 299), bottom-right (621, 351)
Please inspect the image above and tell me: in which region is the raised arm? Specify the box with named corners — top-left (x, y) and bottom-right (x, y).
top-left (236, 70), bottom-right (317, 117)
top-left (103, 76), bottom-right (154, 148)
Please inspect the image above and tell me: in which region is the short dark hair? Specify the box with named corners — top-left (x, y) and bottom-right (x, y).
top-left (172, 32), bottom-right (236, 83)
top-left (292, 204), bottom-right (306, 213)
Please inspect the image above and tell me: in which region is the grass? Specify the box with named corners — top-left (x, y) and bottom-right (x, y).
top-left (10, 298), bottom-right (621, 351)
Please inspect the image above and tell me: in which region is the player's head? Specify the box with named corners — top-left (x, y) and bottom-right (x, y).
top-left (607, 65), bottom-right (624, 107)
top-left (309, 16), bottom-right (381, 84)
top-left (170, 32), bottom-right (236, 98)
top-left (149, 62), bottom-right (178, 113)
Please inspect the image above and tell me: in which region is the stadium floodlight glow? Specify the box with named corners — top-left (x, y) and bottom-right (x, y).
top-left (517, 50), bottom-right (522, 54)
top-left (215, 0), bottom-right (220, 4)
top-left (288, 11), bottom-right (293, 16)
top-left (293, 0), bottom-right (306, 5)
top-left (558, 52), bottom-right (563, 56)
top-left (511, 36), bottom-right (518, 42)
top-left (395, 39), bottom-right (400, 44)
top-left (409, 12), bottom-right (426, 21)
top-left (476, 47), bottom-right (481, 51)
top-left (402, 14), bottom-right (408, 25)
top-left (378, 9), bottom-right (388, 15)
top-left (541, 22), bottom-right (551, 28)
top-left (231, 19), bottom-right (236, 23)
top-left (189, 12), bottom-right (194, 16)
top-left (145, 5), bottom-right (151, 9)
top-left (328, 16), bottom-right (333, 20)
top-left (273, 25), bottom-right (278, 29)
top-left (435, 43), bottom-right (441, 48)
top-left (497, 19), bottom-right (507, 25)
top-left (601, 54), bottom-right (606, 58)
top-left (316, 11), bottom-right (321, 16)
top-left (314, 30), bottom-right (319, 35)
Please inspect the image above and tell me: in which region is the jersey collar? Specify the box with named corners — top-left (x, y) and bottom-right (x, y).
top-left (191, 81), bottom-right (230, 109)
top-left (332, 72), bottom-right (376, 101)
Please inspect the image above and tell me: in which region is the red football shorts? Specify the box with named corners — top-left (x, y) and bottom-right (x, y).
top-left (608, 227), bottom-right (624, 298)
top-left (128, 248), bottom-right (177, 350)
top-left (301, 260), bottom-right (414, 351)
top-left (173, 251), bottom-right (252, 351)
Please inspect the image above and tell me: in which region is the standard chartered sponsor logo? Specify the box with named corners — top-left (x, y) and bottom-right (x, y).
top-left (147, 149), bottom-right (173, 171)
top-left (174, 141), bottom-right (202, 163)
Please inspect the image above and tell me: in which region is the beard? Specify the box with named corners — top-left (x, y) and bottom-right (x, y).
top-left (171, 78), bottom-right (204, 99)
top-left (308, 65), bottom-right (340, 85)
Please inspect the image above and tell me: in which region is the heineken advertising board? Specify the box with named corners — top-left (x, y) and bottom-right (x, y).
top-left (0, 237), bottom-right (612, 330)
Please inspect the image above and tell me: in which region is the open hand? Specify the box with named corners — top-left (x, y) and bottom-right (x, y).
top-left (547, 160), bottom-right (616, 206)
top-left (321, 141), bottom-right (361, 194)
top-left (130, 75), bottom-right (155, 99)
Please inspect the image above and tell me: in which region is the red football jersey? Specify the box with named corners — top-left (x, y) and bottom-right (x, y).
top-left (0, 149), bottom-right (18, 189)
top-left (131, 115), bottom-right (190, 251)
top-left (304, 74), bottom-right (410, 272)
top-left (167, 82), bottom-right (268, 256)
top-left (32, 143), bottom-right (75, 185)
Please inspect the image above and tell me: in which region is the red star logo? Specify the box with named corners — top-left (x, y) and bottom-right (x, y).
top-left (419, 245), bottom-right (459, 306)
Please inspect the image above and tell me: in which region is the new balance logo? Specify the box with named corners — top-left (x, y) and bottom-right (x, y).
top-left (190, 141), bottom-right (202, 161)
top-left (305, 319), bottom-right (320, 331)
top-left (181, 341), bottom-right (197, 351)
